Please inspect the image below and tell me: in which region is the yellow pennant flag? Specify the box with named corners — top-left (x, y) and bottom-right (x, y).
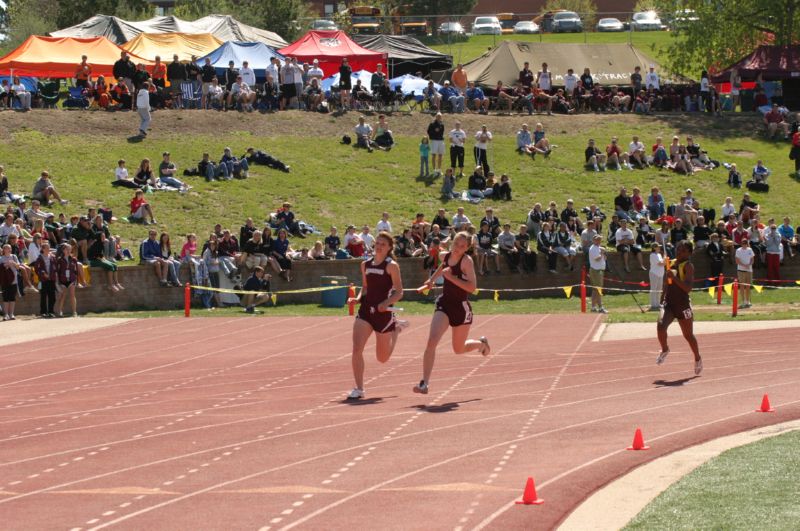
top-left (420, 287), bottom-right (430, 296)
top-left (493, 290), bottom-right (499, 302)
top-left (796, 280), bottom-right (800, 286)
top-left (473, 289), bottom-right (480, 296)
top-left (596, 287), bottom-right (602, 296)
top-left (723, 283), bottom-right (733, 296)
top-left (753, 284), bottom-right (763, 294)
top-left (270, 294), bottom-right (277, 305)
top-left (708, 286), bottom-right (716, 298)
top-left (563, 286), bottom-right (573, 299)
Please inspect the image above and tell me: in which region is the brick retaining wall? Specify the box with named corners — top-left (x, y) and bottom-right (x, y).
top-left (9, 252), bottom-right (800, 316)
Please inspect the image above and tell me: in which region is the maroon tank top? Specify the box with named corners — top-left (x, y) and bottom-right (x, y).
top-left (442, 252), bottom-right (469, 302)
top-left (363, 257), bottom-right (394, 306)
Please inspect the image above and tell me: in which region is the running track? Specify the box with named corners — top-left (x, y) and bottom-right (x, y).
top-left (0, 315), bottom-right (798, 531)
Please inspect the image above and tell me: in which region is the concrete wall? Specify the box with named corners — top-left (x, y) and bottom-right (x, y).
top-left (10, 251), bottom-right (800, 316)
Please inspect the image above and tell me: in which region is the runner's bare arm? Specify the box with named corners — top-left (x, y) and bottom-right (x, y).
top-left (378, 261), bottom-right (404, 312)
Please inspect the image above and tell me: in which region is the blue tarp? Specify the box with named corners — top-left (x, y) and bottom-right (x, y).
top-left (199, 41), bottom-right (284, 83)
top-left (0, 76), bottom-right (38, 93)
top-left (321, 69), bottom-right (375, 95)
top-left (388, 74), bottom-right (440, 101)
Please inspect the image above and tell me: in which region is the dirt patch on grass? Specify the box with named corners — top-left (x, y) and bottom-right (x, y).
top-left (724, 149), bottom-right (757, 157)
top-left (0, 108), bottom-right (763, 141)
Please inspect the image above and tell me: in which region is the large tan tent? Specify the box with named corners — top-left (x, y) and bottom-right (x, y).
top-left (122, 33), bottom-right (224, 62)
top-left (459, 41), bottom-right (687, 87)
top-left (51, 14), bottom-right (287, 48)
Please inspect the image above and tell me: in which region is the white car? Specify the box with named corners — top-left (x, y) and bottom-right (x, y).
top-left (596, 17), bottom-right (624, 32)
top-left (631, 11), bottom-right (663, 31)
top-left (513, 21), bottom-right (540, 34)
top-left (472, 16), bottom-right (502, 35)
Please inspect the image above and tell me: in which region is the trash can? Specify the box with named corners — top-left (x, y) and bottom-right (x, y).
top-left (740, 89), bottom-right (754, 112)
top-left (321, 276), bottom-right (348, 308)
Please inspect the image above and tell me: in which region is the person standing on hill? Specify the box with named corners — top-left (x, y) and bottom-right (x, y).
top-left (137, 82), bottom-right (151, 138)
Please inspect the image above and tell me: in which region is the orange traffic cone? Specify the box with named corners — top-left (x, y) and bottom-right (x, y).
top-left (756, 394), bottom-right (775, 413)
top-left (515, 476), bottom-right (544, 505)
top-left (347, 284), bottom-right (356, 316)
top-left (626, 428), bottom-right (650, 450)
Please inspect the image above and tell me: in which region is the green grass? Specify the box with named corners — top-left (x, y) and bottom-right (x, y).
top-left (89, 286), bottom-right (800, 321)
top-left (426, 31), bottom-right (676, 70)
top-left (625, 429), bottom-right (800, 530)
top-left (2, 113), bottom-right (797, 258)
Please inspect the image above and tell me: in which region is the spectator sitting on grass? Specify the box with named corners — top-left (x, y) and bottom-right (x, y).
top-left (584, 138), bottom-right (607, 172)
top-left (751, 160), bottom-right (771, 184)
top-left (372, 114), bottom-right (394, 150)
top-left (113, 159), bottom-right (140, 189)
top-left (606, 137), bottom-right (632, 170)
top-left (221, 147), bottom-right (249, 179)
top-left (452, 207), bottom-right (471, 230)
top-left (199, 152), bottom-right (229, 182)
top-left (493, 174), bottom-right (512, 200)
top-left (468, 166), bottom-right (493, 199)
top-left (274, 202), bottom-right (304, 238)
top-left (242, 266), bottom-right (271, 313)
top-left (134, 158), bottom-right (157, 188)
top-left (32, 171), bottom-right (68, 207)
top-left (628, 135), bottom-right (649, 169)
top-left (158, 152), bottom-right (190, 192)
top-left (240, 217), bottom-right (257, 245)
top-left (129, 189), bottom-right (156, 225)
top-left (354, 116), bottom-right (380, 152)
top-left (344, 225), bottom-right (365, 258)
top-left (244, 147), bottom-right (290, 173)
top-left (651, 137), bottom-right (668, 167)
top-left (394, 228), bottom-right (413, 257)
top-left (142, 228), bottom-right (170, 286)
top-left (648, 187), bottom-right (665, 219)
top-left (763, 103), bottom-right (790, 140)
top-left (727, 164), bottom-right (742, 188)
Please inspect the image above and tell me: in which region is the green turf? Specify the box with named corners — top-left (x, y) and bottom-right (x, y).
top-left (88, 285), bottom-right (800, 321)
top-left (625, 429), bottom-right (800, 530)
top-left (426, 31), bottom-right (676, 70)
top-left (1, 114), bottom-right (797, 259)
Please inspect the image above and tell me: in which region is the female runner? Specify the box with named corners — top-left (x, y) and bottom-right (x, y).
top-left (347, 231), bottom-right (407, 399)
top-left (414, 231), bottom-right (490, 394)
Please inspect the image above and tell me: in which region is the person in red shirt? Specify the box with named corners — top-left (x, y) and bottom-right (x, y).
top-left (763, 103), bottom-right (789, 139)
top-left (129, 190), bottom-right (156, 225)
top-left (605, 137), bottom-right (631, 170)
top-left (75, 55), bottom-right (92, 88)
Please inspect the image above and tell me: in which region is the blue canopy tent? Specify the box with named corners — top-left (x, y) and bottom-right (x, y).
top-left (321, 69), bottom-right (375, 97)
top-left (199, 41), bottom-right (284, 83)
top-left (388, 74), bottom-right (440, 101)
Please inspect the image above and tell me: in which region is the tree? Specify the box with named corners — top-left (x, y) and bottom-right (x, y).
top-left (543, 0), bottom-right (598, 26)
top-left (655, 0), bottom-right (800, 76)
top-left (407, 0), bottom-right (477, 35)
top-left (5, 0), bottom-right (57, 48)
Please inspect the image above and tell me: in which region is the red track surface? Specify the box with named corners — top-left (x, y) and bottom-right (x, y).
top-left (0, 315), bottom-right (798, 531)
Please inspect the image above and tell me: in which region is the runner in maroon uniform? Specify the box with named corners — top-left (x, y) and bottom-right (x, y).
top-left (413, 232), bottom-right (490, 394)
top-left (656, 240), bottom-right (703, 375)
top-left (347, 232), bottom-right (406, 399)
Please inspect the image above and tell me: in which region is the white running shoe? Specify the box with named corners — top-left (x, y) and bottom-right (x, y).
top-left (478, 336), bottom-right (491, 356)
top-left (656, 349), bottom-right (669, 365)
top-left (694, 358), bottom-right (703, 375)
top-left (347, 388), bottom-right (364, 400)
top-left (413, 380), bottom-right (429, 394)
top-left (396, 319), bottom-right (409, 332)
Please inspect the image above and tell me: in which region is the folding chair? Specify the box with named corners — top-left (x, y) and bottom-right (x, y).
top-left (63, 87), bottom-right (89, 109)
top-left (180, 82), bottom-right (201, 109)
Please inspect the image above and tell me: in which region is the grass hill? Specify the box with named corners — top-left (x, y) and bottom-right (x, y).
top-left (1, 109), bottom-right (796, 256)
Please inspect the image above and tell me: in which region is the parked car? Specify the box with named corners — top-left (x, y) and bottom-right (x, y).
top-left (513, 20), bottom-right (540, 34)
top-left (552, 11), bottom-right (583, 33)
top-left (596, 17), bottom-right (624, 32)
top-left (472, 16), bottom-right (502, 35)
top-left (669, 9), bottom-right (699, 29)
top-left (438, 21), bottom-right (466, 37)
top-left (311, 19), bottom-right (338, 31)
top-left (631, 11), bottom-right (663, 31)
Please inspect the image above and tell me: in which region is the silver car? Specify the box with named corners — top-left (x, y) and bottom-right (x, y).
top-left (472, 16), bottom-right (502, 35)
top-left (513, 21), bottom-right (540, 34)
top-left (631, 11), bottom-right (663, 31)
top-left (596, 17), bottom-right (624, 32)
top-left (438, 22), bottom-right (466, 36)
top-left (552, 11), bottom-right (583, 33)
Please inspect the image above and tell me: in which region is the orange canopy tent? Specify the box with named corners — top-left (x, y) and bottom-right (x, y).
top-left (0, 35), bottom-right (152, 78)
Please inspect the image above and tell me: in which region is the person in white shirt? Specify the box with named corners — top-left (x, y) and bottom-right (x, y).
top-left (291, 58), bottom-right (304, 108)
top-left (376, 212), bottom-right (392, 234)
top-left (649, 242), bottom-right (665, 310)
top-left (308, 59), bottom-right (324, 80)
top-left (536, 63), bottom-right (552, 93)
top-left (628, 135), bottom-right (648, 168)
top-left (0, 213), bottom-right (20, 240)
top-left (588, 234), bottom-right (607, 313)
top-left (239, 61), bottom-right (256, 87)
top-left (360, 226), bottom-right (375, 256)
top-left (735, 238), bottom-right (755, 308)
top-left (265, 57), bottom-right (281, 86)
top-left (452, 207), bottom-right (471, 230)
top-left (721, 197), bottom-right (736, 219)
top-left (645, 66), bottom-right (660, 91)
top-left (448, 121), bottom-right (467, 176)
top-left (136, 82), bottom-right (151, 137)
top-left (228, 75), bottom-right (256, 112)
top-left (473, 125), bottom-right (492, 175)
top-left (563, 68), bottom-right (578, 97)
top-left (10, 76), bottom-right (32, 110)
top-left (615, 219), bottom-right (645, 272)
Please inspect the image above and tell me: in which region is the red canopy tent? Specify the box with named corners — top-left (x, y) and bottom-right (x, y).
top-left (278, 30), bottom-right (386, 77)
top-left (711, 45), bottom-right (800, 82)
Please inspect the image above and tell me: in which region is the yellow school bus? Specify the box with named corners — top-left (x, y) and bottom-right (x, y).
top-left (348, 6), bottom-right (382, 34)
top-left (497, 13), bottom-right (519, 34)
top-left (391, 4), bottom-right (429, 36)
